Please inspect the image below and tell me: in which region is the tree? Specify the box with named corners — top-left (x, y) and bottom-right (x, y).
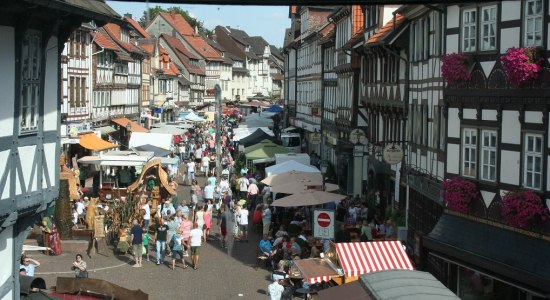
top-left (138, 5), bottom-right (211, 35)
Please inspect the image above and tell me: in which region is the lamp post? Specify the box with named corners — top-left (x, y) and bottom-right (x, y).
top-left (320, 160), bottom-right (328, 191)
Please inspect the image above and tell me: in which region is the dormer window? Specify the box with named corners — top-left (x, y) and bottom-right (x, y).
top-left (366, 6), bottom-right (379, 28)
top-left (245, 46), bottom-right (250, 51)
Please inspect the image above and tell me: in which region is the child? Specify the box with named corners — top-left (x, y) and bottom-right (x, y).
top-left (143, 228), bottom-right (150, 262)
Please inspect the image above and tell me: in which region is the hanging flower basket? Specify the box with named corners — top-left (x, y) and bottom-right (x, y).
top-left (442, 176), bottom-right (478, 213)
top-left (501, 189), bottom-right (549, 229)
top-left (441, 52), bottom-right (472, 86)
top-left (500, 47), bottom-right (543, 87)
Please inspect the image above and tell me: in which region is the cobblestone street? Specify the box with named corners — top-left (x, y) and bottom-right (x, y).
top-left (32, 173), bottom-right (271, 300)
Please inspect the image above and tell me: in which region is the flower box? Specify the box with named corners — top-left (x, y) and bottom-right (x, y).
top-left (442, 176), bottom-right (478, 214)
top-left (500, 47), bottom-right (543, 87)
top-left (501, 189), bottom-right (549, 229)
top-left (441, 52), bottom-right (472, 87)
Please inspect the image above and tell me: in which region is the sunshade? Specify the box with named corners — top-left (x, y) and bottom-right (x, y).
top-left (245, 144), bottom-right (289, 161)
top-left (273, 181), bottom-right (339, 193)
top-left (265, 160), bottom-right (320, 176)
top-left (78, 133), bottom-right (118, 151)
top-left (111, 117), bottom-right (149, 132)
top-left (185, 111), bottom-right (205, 122)
top-left (238, 129), bottom-right (277, 147)
top-left (271, 190), bottom-right (346, 207)
top-left (266, 105), bottom-right (283, 112)
top-left (134, 144), bottom-right (172, 157)
top-left (244, 139), bottom-right (277, 153)
top-left (149, 125), bottom-right (186, 135)
top-left (262, 171), bottom-right (323, 186)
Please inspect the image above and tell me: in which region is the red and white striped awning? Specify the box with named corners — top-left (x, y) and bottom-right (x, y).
top-left (306, 276), bottom-right (332, 284)
top-left (292, 258), bottom-right (339, 284)
top-left (336, 241), bottom-right (414, 277)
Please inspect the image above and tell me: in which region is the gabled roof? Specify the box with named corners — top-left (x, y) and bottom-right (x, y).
top-left (160, 34), bottom-right (205, 76)
top-left (140, 43), bottom-right (155, 55)
top-left (367, 14), bottom-right (405, 45)
top-left (124, 16), bottom-right (150, 39)
top-left (246, 36), bottom-right (269, 56)
top-left (159, 46), bottom-right (180, 76)
top-left (224, 26), bottom-right (250, 45)
top-left (270, 45), bottom-right (283, 60)
top-left (103, 23), bottom-right (145, 55)
top-left (160, 12), bottom-right (223, 62)
top-left (92, 31), bottom-right (119, 51)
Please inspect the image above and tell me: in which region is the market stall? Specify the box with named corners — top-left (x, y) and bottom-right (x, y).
top-left (265, 160), bottom-right (319, 176)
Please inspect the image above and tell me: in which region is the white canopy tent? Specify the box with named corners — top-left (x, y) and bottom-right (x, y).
top-left (185, 111), bottom-right (205, 122)
top-left (149, 124), bottom-right (187, 135)
top-left (129, 132), bottom-right (173, 150)
top-left (265, 160), bottom-right (320, 177)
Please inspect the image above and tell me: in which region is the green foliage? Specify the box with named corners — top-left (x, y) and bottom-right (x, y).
top-left (138, 5), bottom-right (211, 35)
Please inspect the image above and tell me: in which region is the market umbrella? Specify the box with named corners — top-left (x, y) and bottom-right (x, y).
top-left (261, 171), bottom-right (323, 186)
top-left (245, 144), bottom-right (289, 161)
top-left (271, 190), bottom-right (346, 207)
top-left (270, 181), bottom-right (340, 193)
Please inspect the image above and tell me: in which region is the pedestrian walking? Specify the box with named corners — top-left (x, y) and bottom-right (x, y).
top-left (189, 223), bottom-right (203, 270)
top-left (154, 218), bottom-right (169, 265)
top-left (130, 219), bottom-right (143, 267)
top-left (217, 206), bottom-right (227, 248)
top-left (238, 205), bottom-right (249, 242)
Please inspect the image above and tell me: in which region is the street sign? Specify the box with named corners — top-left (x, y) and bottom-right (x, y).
top-left (313, 209), bottom-right (334, 239)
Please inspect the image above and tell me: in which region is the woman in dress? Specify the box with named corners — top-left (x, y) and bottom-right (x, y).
top-left (40, 216), bottom-right (61, 256)
top-left (203, 205), bottom-right (212, 242)
top-left (194, 205), bottom-right (205, 234)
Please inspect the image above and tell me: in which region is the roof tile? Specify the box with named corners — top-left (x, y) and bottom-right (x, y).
top-left (161, 12), bottom-right (223, 62)
top-left (367, 14), bottom-right (405, 44)
top-left (124, 16), bottom-right (150, 39)
top-left (92, 32), bottom-right (119, 51)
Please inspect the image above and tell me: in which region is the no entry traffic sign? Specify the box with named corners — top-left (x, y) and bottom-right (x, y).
top-left (313, 209), bottom-right (334, 239)
top-left (317, 212), bottom-right (331, 227)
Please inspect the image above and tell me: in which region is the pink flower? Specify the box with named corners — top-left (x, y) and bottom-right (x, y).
top-left (443, 176), bottom-right (478, 213)
top-left (441, 53), bottom-right (471, 86)
top-left (501, 190), bottom-right (549, 229)
top-left (501, 47), bottom-right (542, 87)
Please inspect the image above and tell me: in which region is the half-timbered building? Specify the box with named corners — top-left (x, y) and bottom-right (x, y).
top-left (0, 1), bottom-right (119, 298)
top-left (423, 1), bottom-right (550, 297)
top-left (332, 5), bottom-right (365, 195)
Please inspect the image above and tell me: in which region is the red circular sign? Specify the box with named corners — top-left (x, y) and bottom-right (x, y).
top-left (317, 212), bottom-right (331, 227)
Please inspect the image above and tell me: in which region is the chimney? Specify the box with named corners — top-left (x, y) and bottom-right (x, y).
top-left (194, 26), bottom-right (198, 36)
top-left (124, 13), bottom-right (132, 19)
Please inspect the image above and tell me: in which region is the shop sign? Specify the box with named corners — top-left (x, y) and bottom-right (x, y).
top-left (383, 144), bottom-right (404, 165)
top-left (310, 132), bottom-right (321, 144)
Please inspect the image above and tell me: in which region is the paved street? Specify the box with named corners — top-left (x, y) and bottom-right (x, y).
top-left (32, 173), bottom-right (272, 300)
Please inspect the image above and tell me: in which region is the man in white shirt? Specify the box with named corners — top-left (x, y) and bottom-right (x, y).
top-left (186, 160), bottom-right (196, 185)
top-left (201, 156), bottom-right (210, 175)
top-left (189, 223), bottom-right (203, 270)
top-left (142, 199), bottom-right (151, 229)
top-left (238, 206), bottom-right (249, 242)
top-left (238, 176), bottom-right (249, 199)
top-left (267, 279), bottom-right (285, 300)
top-left (203, 181), bottom-right (214, 202)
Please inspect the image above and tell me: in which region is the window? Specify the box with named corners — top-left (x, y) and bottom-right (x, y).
top-left (524, 0), bottom-right (543, 46)
top-left (411, 17), bottom-right (429, 61)
top-left (481, 6), bottom-right (497, 51)
top-left (481, 130), bottom-right (497, 181)
top-left (462, 9), bottom-right (477, 52)
top-left (20, 30), bottom-right (41, 134)
top-left (462, 128), bottom-right (477, 177)
top-left (462, 5), bottom-right (498, 52)
top-left (365, 6), bottom-right (379, 28)
top-left (524, 133), bottom-right (543, 189)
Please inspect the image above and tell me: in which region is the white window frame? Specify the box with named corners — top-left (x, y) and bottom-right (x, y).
top-left (480, 5), bottom-right (497, 51)
top-left (480, 130), bottom-right (497, 181)
top-left (20, 30), bottom-right (42, 134)
top-left (462, 8), bottom-right (477, 52)
top-left (524, 133), bottom-right (543, 190)
top-left (462, 128), bottom-right (478, 178)
top-left (524, 0), bottom-right (544, 46)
